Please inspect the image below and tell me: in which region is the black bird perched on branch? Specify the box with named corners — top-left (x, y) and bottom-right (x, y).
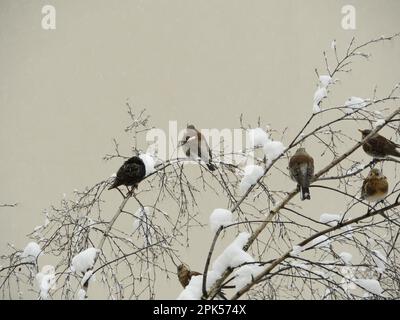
top-left (359, 129), bottom-right (400, 159)
top-left (289, 147), bottom-right (314, 200)
top-left (179, 124), bottom-right (216, 171)
top-left (108, 156), bottom-right (146, 191)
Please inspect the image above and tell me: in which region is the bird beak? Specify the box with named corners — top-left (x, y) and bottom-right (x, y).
top-left (358, 129), bottom-right (363, 133)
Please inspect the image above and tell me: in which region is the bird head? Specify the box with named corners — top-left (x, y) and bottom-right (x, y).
top-left (295, 147), bottom-right (307, 155)
top-left (368, 168), bottom-right (383, 178)
top-left (177, 263), bottom-right (189, 274)
top-left (359, 129), bottom-right (372, 138)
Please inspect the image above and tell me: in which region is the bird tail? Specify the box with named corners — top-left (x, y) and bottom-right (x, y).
top-left (300, 186), bottom-right (311, 200)
top-left (207, 162), bottom-right (217, 171)
top-left (392, 149), bottom-right (400, 157)
top-left (108, 179), bottom-right (120, 190)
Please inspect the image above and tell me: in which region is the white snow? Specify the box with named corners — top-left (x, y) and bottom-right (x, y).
top-left (71, 247), bottom-right (100, 274)
top-left (246, 128), bottom-right (285, 165)
top-left (232, 264), bottom-right (264, 291)
top-left (20, 242), bottom-right (41, 263)
top-left (311, 235), bottom-right (331, 248)
top-left (344, 97), bottom-right (367, 114)
top-left (354, 279), bottom-right (383, 296)
top-left (77, 289), bottom-right (87, 300)
top-left (319, 75), bottom-right (332, 88)
top-left (139, 153), bottom-right (155, 176)
top-left (313, 87), bottom-right (327, 113)
top-left (339, 252), bottom-right (353, 265)
top-left (371, 250), bottom-right (387, 273)
top-left (81, 270), bottom-right (94, 286)
top-left (340, 266), bottom-right (356, 292)
top-left (373, 119), bottom-right (385, 128)
top-left (212, 233), bottom-right (254, 275)
top-left (177, 274), bottom-right (203, 300)
top-left (319, 213), bottom-right (342, 226)
top-left (209, 209), bottom-right (234, 232)
top-left (346, 163), bottom-right (365, 175)
top-left (263, 140), bottom-right (285, 165)
top-left (248, 128), bottom-right (269, 148)
top-left (290, 245), bottom-right (304, 257)
top-left (290, 261), bottom-right (310, 271)
top-left (177, 270), bottom-right (221, 300)
top-left (177, 233), bottom-right (255, 299)
top-left (313, 103), bottom-right (321, 114)
top-left (133, 207), bottom-right (149, 232)
top-left (35, 265), bottom-right (56, 300)
top-left (313, 270), bottom-right (326, 278)
top-left (343, 225), bottom-right (353, 239)
top-left (239, 165), bottom-right (264, 193)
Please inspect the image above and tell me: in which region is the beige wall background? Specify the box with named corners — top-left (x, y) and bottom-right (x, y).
top-left (1, 0), bottom-right (400, 299)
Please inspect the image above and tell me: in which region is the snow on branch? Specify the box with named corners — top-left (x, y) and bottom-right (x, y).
top-left (1, 33), bottom-right (400, 300)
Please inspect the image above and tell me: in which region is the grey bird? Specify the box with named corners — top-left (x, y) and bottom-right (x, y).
top-left (179, 124), bottom-right (216, 171)
top-left (289, 147), bottom-right (314, 200)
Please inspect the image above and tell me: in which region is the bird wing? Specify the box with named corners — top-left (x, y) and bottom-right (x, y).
top-left (362, 178), bottom-right (386, 199)
top-left (376, 177), bottom-right (389, 194)
top-left (307, 157), bottom-right (315, 180)
top-left (199, 132), bottom-right (212, 158)
top-left (370, 135), bottom-right (396, 153)
top-left (196, 130), bottom-right (212, 162)
top-left (118, 162), bottom-right (142, 180)
top-left (382, 137), bottom-right (400, 154)
top-left (289, 154), bottom-right (313, 186)
top-left (361, 178), bottom-right (368, 199)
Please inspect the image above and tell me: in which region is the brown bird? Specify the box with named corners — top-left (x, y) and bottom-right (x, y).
top-left (361, 168), bottom-right (388, 202)
top-left (359, 129), bottom-right (400, 159)
top-left (177, 264), bottom-right (202, 288)
top-left (179, 124), bottom-right (216, 171)
top-left (177, 263), bottom-right (228, 299)
top-left (108, 156), bottom-right (146, 191)
top-left (289, 147), bottom-right (315, 200)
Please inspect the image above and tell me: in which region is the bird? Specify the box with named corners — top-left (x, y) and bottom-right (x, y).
top-left (177, 264), bottom-right (202, 288)
top-left (179, 124), bottom-right (216, 171)
top-left (177, 263), bottom-right (228, 299)
top-left (289, 147), bottom-right (314, 200)
top-left (361, 168), bottom-right (388, 202)
top-left (359, 129), bottom-right (400, 159)
top-left (108, 156), bottom-right (146, 191)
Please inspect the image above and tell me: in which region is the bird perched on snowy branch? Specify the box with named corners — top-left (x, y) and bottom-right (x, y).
top-left (179, 124), bottom-right (217, 171)
top-left (177, 264), bottom-right (202, 288)
top-left (108, 156), bottom-right (146, 191)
